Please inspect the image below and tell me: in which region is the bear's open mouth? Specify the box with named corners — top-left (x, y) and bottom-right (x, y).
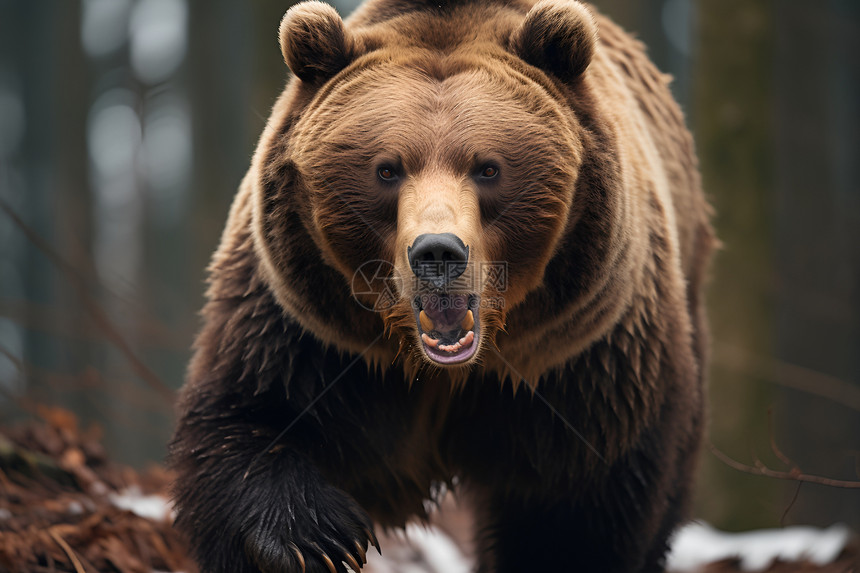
top-left (413, 293), bottom-right (480, 365)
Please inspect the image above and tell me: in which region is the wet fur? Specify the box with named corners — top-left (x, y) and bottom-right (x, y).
top-left (170, 1), bottom-right (716, 572)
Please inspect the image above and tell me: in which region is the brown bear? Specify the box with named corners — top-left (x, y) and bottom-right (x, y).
top-left (169, 0), bottom-right (716, 572)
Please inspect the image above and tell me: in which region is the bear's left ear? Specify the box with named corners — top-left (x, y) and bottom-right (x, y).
top-left (279, 1), bottom-right (357, 83)
top-left (510, 0), bottom-right (598, 82)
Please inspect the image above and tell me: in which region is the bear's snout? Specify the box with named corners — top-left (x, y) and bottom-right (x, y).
top-left (407, 233), bottom-right (470, 289)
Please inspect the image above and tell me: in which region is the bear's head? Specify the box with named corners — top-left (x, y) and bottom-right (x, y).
top-left (253, 0), bottom-right (599, 376)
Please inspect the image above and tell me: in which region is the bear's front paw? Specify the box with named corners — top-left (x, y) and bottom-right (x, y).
top-left (244, 485), bottom-right (378, 573)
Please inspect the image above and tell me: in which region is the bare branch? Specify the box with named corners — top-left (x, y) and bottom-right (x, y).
top-left (708, 442), bottom-right (860, 489)
top-left (767, 408), bottom-right (793, 468)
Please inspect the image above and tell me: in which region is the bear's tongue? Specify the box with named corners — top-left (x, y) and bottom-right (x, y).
top-left (422, 294), bottom-right (468, 332)
top-left (418, 293), bottom-right (476, 358)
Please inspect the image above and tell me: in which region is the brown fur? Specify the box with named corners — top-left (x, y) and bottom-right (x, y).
top-left (170, 1), bottom-right (716, 572)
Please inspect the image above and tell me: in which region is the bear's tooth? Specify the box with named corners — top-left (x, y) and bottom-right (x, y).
top-left (462, 331), bottom-right (475, 346)
top-left (421, 333), bottom-right (438, 348)
top-left (419, 310), bottom-right (435, 332)
top-left (461, 310), bottom-right (474, 331)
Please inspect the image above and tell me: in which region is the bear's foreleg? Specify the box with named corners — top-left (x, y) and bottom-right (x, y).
top-left (472, 469), bottom-right (681, 573)
top-left (170, 395), bottom-right (374, 573)
top-left (463, 392), bottom-right (699, 573)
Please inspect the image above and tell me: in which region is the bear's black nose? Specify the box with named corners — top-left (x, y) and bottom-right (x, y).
top-left (408, 233), bottom-right (469, 288)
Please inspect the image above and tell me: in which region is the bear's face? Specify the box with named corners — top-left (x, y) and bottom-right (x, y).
top-left (261, 0), bottom-right (597, 370)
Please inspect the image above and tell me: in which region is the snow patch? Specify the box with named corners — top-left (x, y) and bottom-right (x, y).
top-left (108, 485), bottom-right (173, 522)
top-left (98, 488), bottom-right (854, 573)
top-left (667, 521), bottom-right (852, 572)
top-left (361, 523), bottom-right (471, 573)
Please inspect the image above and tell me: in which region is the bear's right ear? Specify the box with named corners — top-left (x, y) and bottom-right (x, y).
top-left (279, 1), bottom-right (357, 84)
top-left (510, 0), bottom-right (598, 83)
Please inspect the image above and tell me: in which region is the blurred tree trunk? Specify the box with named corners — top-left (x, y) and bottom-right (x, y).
top-left (251, 1), bottom-right (296, 122)
top-left (50, 1), bottom-right (98, 433)
top-left (1, 1), bottom-right (97, 423)
top-left (772, 0), bottom-right (860, 528)
top-left (187, 1), bottom-right (254, 305)
top-left (693, 0), bottom-right (781, 531)
top-left (591, 0), bottom-right (694, 113)
top-left (184, 0), bottom-right (289, 316)
top-left (7, 2), bottom-right (58, 403)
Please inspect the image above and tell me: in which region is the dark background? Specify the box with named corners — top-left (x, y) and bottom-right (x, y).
top-left (0, 0), bottom-right (858, 532)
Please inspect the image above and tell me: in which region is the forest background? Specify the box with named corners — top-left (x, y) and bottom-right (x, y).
top-left (0, 0), bottom-right (858, 533)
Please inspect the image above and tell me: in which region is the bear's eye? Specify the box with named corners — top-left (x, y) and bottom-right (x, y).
top-left (478, 164), bottom-right (500, 179)
top-left (377, 165), bottom-right (398, 182)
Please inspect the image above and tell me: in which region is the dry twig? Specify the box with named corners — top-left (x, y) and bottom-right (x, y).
top-left (49, 529), bottom-right (86, 573)
top-left (708, 443), bottom-right (860, 489)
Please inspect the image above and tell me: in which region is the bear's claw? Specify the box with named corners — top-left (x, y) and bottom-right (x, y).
top-left (363, 527), bottom-right (381, 553)
top-left (335, 542), bottom-right (362, 572)
top-left (292, 522), bottom-right (374, 572)
top-left (354, 540), bottom-right (367, 564)
top-left (237, 477), bottom-right (376, 572)
top-left (289, 542), bottom-right (306, 573)
top-left (312, 542), bottom-right (337, 573)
